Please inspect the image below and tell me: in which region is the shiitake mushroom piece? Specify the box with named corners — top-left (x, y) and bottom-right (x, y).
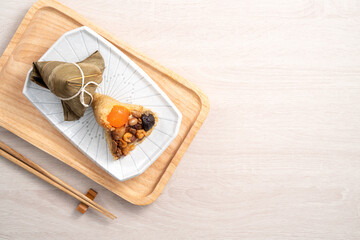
top-left (141, 113), bottom-right (155, 131)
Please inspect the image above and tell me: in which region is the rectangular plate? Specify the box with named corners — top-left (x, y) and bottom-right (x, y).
top-left (23, 26), bottom-right (182, 181)
top-left (0, 0), bottom-right (209, 205)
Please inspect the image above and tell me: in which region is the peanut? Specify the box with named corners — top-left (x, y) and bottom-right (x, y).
top-left (131, 110), bottom-right (142, 118)
top-left (128, 118), bottom-right (138, 126)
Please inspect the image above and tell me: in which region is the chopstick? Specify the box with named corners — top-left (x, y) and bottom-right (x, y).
top-left (0, 144), bottom-right (116, 220)
top-left (0, 141), bottom-right (116, 220)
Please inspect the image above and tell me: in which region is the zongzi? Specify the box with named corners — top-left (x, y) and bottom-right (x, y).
top-left (91, 93), bottom-right (158, 159)
top-left (30, 51), bottom-right (105, 121)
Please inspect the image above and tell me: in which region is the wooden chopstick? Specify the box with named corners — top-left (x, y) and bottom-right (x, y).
top-left (0, 147), bottom-right (116, 220)
top-left (0, 141), bottom-right (116, 220)
top-left (0, 141), bottom-right (116, 219)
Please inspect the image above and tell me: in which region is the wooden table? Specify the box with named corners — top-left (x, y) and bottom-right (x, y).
top-left (1, 0), bottom-right (360, 239)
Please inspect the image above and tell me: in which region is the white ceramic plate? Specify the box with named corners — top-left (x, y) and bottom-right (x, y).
top-left (23, 26), bottom-right (182, 181)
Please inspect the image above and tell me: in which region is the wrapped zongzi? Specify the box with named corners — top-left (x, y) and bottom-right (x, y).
top-left (30, 51), bottom-right (105, 121)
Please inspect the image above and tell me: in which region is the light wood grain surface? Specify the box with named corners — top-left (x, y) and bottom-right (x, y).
top-left (0, 0), bottom-right (209, 205)
top-left (1, 0), bottom-right (360, 239)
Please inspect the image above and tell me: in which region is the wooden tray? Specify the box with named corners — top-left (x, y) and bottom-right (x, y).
top-left (0, 0), bottom-right (209, 205)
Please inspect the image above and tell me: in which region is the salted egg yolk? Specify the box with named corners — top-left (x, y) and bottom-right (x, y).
top-left (107, 105), bottom-right (130, 128)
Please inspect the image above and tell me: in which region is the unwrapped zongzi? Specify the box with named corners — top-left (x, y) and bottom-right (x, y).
top-left (91, 93), bottom-right (158, 159)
